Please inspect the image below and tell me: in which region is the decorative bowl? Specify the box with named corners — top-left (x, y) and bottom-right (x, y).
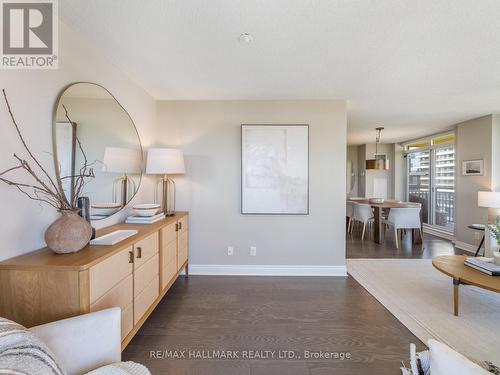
top-left (369, 198), bottom-right (385, 204)
top-left (91, 202), bottom-right (122, 216)
top-left (133, 203), bottom-right (161, 217)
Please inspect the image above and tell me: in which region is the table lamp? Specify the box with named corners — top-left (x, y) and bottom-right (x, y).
top-left (478, 191), bottom-right (500, 223)
top-left (102, 147), bottom-right (142, 207)
top-left (146, 148), bottom-right (185, 216)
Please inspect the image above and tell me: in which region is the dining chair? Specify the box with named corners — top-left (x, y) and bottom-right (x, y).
top-left (383, 207), bottom-right (422, 249)
top-left (346, 201), bottom-right (354, 233)
top-left (382, 199), bottom-right (401, 218)
top-left (352, 203), bottom-right (374, 240)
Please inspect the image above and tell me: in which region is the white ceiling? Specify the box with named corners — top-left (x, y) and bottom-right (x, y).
top-left (60, 0), bottom-right (500, 144)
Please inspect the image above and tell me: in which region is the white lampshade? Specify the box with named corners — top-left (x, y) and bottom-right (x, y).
top-left (102, 147), bottom-right (142, 174)
top-left (478, 191), bottom-right (500, 208)
top-left (146, 148), bottom-right (185, 175)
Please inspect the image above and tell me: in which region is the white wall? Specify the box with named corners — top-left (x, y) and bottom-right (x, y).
top-left (0, 22), bottom-right (157, 261)
top-left (156, 100), bottom-right (347, 269)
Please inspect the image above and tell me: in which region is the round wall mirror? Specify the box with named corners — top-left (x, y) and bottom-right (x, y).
top-left (53, 82), bottom-right (143, 221)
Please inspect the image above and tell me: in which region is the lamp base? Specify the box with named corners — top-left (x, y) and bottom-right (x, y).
top-left (161, 175), bottom-right (177, 216)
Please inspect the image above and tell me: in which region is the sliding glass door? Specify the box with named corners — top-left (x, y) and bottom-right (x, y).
top-left (407, 150), bottom-right (430, 224)
top-left (405, 134), bottom-right (455, 233)
top-left (432, 146), bottom-right (455, 231)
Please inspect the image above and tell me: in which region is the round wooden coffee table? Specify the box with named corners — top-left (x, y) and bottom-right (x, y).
top-left (432, 255), bottom-right (500, 316)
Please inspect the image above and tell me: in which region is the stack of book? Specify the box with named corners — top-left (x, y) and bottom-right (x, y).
top-left (125, 212), bottom-right (165, 224)
top-left (464, 257), bottom-right (500, 276)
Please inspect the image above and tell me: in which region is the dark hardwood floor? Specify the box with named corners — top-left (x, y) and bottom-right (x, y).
top-left (123, 275), bottom-right (426, 375)
top-left (122, 228), bottom-right (468, 374)
top-left (346, 224), bottom-right (468, 259)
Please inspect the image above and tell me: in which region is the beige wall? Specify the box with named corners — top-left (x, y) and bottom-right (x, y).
top-left (156, 100), bottom-right (347, 267)
top-left (346, 146), bottom-right (359, 197)
top-left (492, 115), bottom-right (500, 191)
top-left (455, 115), bottom-right (493, 247)
top-left (357, 145), bottom-right (366, 197)
top-left (0, 22), bottom-right (157, 261)
top-left (392, 144), bottom-right (405, 201)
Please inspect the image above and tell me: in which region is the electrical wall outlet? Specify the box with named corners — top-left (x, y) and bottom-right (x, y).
top-left (227, 246), bottom-right (234, 256)
top-left (250, 246), bottom-right (257, 256)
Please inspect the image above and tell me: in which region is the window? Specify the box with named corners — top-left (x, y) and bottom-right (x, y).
top-left (404, 133), bottom-right (455, 232)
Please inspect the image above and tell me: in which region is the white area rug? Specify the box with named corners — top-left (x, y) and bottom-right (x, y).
top-left (347, 259), bottom-right (500, 363)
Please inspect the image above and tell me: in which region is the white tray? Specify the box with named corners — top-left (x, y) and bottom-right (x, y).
top-left (90, 230), bottom-right (138, 246)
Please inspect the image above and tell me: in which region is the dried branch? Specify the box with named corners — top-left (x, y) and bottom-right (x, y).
top-left (0, 165), bottom-right (23, 176)
top-left (14, 184), bottom-right (60, 210)
top-left (0, 90), bottom-right (95, 211)
top-left (2, 89), bottom-right (61, 196)
top-left (0, 177), bottom-right (61, 209)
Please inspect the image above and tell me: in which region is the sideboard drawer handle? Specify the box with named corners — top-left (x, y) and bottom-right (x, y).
top-left (136, 247), bottom-right (142, 258)
top-left (129, 251), bottom-right (134, 264)
top-left (178, 222), bottom-right (182, 230)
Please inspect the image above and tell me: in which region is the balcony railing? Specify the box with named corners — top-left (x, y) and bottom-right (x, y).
top-left (408, 189), bottom-right (454, 229)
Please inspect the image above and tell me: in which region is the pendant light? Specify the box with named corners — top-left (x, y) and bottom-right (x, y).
top-left (365, 127), bottom-right (389, 170)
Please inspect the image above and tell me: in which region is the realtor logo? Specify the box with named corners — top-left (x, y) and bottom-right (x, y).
top-left (1, 0), bottom-right (58, 69)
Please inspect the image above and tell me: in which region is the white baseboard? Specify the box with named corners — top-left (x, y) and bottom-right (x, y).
top-left (423, 225), bottom-right (455, 241)
top-left (184, 264), bottom-right (347, 277)
top-left (453, 241), bottom-right (478, 254)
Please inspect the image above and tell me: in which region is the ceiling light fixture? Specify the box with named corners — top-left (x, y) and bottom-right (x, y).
top-left (238, 33), bottom-right (253, 44)
top-left (366, 127), bottom-right (389, 170)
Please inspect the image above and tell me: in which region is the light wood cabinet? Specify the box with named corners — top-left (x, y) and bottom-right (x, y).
top-left (0, 212), bottom-right (188, 350)
top-left (133, 232), bottom-right (159, 269)
top-left (134, 275), bottom-right (159, 324)
top-left (89, 246), bottom-right (133, 304)
top-left (90, 273), bottom-right (133, 338)
top-left (178, 230), bottom-right (189, 270)
top-left (160, 218), bottom-right (189, 290)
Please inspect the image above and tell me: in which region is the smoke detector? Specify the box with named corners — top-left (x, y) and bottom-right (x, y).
top-left (238, 33), bottom-right (253, 44)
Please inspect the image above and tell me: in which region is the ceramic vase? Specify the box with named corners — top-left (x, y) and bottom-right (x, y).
top-left (45, 210), bottom-right (93, 254)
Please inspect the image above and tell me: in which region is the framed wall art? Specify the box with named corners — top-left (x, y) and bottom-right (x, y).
top-left (462, 159), bottom-right (484, 176)
top-left (241, 124), bottom-right (309, 215)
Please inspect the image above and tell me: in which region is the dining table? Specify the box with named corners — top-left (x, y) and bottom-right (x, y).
top-left (348, 198), bottom-right (422, 244)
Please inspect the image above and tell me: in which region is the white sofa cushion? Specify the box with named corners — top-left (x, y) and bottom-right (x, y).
top-left (0, 317), bottom-right (66, 375)
top-left (428, 339), bottom-right (491, 375)
top-left (30, 308), bottom-right (121, 375)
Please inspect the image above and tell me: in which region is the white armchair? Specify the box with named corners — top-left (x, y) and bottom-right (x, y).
top-left (383, 207), bottom-right (422, 248)
top-left (352, 203), bottom-right (374, 240)
top-left (29, 308), bottom-right (148, 375)
top-left (346, 201), bottom-right (354, 233)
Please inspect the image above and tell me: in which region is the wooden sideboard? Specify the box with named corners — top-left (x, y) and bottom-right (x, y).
top-left (0, 212), bottom-right (189, 350)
